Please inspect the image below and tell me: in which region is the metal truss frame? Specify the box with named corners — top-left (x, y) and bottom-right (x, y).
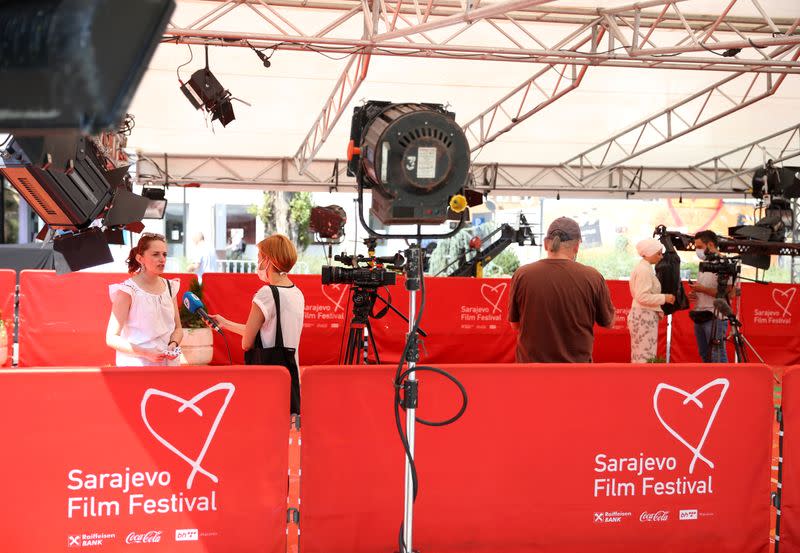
top-left (163, 0), bottom-right (800, 173)
top-left (136, 122), bottom-right (800, 195)
top-left (560, 31), bottom-right (800, 180)
top-left (166, 0), bottom-right (800, 71)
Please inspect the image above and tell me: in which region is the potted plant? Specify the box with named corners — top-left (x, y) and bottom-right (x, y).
top-left (178, 279), bottom-right (214, 365)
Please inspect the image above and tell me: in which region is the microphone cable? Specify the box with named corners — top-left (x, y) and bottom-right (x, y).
top-left (393, 252), bottom-right (468, 553)
top-left (218, 329), bottom-right (233, 365)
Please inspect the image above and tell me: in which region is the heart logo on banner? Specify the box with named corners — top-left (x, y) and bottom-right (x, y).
top-left (772, 287), bottom-right (796, 318)
top-left (652, 378), bottom-right (729, 474)
top-left (480, 282), bottom-right (507, 314)
top-left (321, 284), bottom-right (348, 312)
top-left (141, 383), bottom-right (236, 489)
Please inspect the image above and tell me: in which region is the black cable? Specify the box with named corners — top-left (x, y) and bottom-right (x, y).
top-left (392, 247), bottom-right (468, 553)
top-left (219, 330), bottom-right (234, 365)
top-left (176, 44), bottom-right (194, 83)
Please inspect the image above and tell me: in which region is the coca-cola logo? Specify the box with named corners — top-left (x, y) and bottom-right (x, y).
top-left (125, 531), bottom-right (162, 544)
top-left (639, 510), bottom-right (669, 522)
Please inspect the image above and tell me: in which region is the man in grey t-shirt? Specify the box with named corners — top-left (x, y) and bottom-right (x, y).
top-left (689, 230), bottom-right (729, 363)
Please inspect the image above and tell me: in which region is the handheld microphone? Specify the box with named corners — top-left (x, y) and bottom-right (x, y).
top-left (182, 292), bottom-right (222, 333)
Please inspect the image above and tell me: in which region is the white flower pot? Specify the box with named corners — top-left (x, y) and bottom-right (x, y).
top-left (179, 327), bottom-right (214, 365)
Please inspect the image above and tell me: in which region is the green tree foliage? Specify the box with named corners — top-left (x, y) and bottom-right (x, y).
top-left (288, 192), bottom-right (313, 251)
top-left (248, 191), bottom-right (276, 234)
top-left (484, 248), bottom-right (520, 277)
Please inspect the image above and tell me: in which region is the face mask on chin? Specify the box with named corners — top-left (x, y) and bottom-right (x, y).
top-left (696, 248), bottom-right (706, 261)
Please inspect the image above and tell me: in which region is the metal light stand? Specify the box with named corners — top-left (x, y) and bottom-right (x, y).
top-left (353, 186), bottom-right (465, 553)
top-left (401, 244), bottom-right (422, 553)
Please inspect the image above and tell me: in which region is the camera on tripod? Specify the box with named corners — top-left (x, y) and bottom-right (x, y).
top-left (699, 252), bottom-right (741, 299)
top-left (698, 252), bottom-right (741, 278)
top-left (321, 251), bottom-right (404, 288)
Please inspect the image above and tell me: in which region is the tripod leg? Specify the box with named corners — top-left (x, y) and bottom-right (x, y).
top-left (365, 319), bottom-right (381, 365)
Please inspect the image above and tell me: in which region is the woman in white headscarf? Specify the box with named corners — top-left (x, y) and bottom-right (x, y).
top-left (627, 238), bottom-right (676, 363)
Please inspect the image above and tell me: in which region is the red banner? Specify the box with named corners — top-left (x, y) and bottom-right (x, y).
top-left (780, 366), bottom-right (800, 552)
top-left (14, 271), bottom-right (800, 367)
top-left (0, 366), bottom-right (290, 553)
top-left (18, 271), bottom-right (195, 367)
top-left (301, 363), bottom-right (773, 553)
top-left (0, 269), bottom-right (15, 366)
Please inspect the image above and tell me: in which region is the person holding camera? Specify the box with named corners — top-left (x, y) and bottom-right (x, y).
top-left (106, 233), bottom-right (183, 366)
top-left (209, 234), bottom-right (305, 413)
top-left (689, 230), bottom-right (729, 363)
top-left (627, 238), bottom-right (676, 363)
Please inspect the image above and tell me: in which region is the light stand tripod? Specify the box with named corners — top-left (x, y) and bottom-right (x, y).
top-left (342, 285), bottom-right (382, 365)
top-left (341, 285), bottom-right (429, 365)
top-left (399, 245), bottom-right (422, 553)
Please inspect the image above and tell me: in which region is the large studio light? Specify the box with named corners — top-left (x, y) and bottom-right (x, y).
top-left (346, 102), bottom-right (471, 225)
top-left (0, 134), bottom-right (149, 272)
top-left (0, 0), bottom-right (174, 135)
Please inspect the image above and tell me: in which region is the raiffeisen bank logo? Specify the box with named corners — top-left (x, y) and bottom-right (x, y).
top-left (141, 383), bottom-right (236, 489)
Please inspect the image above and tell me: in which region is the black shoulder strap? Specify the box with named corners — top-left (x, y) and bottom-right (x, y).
top-left (269, 285), bottom-right (285, 348)
top-left (165, 278), bottom-right (172, 296)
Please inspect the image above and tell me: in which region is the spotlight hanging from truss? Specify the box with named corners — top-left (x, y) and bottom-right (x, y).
top-left (179, 46), bottom-right (250, 127)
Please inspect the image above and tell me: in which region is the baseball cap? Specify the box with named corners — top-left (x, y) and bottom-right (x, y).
top-left (546, 216), bottom-right (582, 241)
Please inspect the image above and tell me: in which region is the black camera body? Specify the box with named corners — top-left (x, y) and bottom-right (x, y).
top-left (698, 252), bottom-right (740, 277)
top-left (699, 252), bottom-right (740, 299)
top-left (321, 265), bottom-right (396, 288)
top-left (321, 251), bottom-right (400, 288)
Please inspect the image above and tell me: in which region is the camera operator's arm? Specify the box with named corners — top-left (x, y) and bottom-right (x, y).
top-left (690, 282), bottom-right (717, 297)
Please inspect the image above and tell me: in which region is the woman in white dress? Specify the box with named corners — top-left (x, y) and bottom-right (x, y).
top-left (627, 238), bottom-right (675, 363)
top-left (211, 234), bottom-right (305, 412)
top-left (106, 233), bottom-right (183, 366)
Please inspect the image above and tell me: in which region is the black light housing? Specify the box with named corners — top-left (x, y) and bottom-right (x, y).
top-left (179, 47), bottom-right (237, 127)
top-left (141, 186), bottom-right (168, 219)
top-left (0, 0), bottom-right (175, 134)
top-left (347, 102), bottom-right (471, 225)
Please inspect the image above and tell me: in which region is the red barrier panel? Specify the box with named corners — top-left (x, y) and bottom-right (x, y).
top-left (301, 363), bottom-right (773, 553)
top-left (0, 269), bottom-right (15, 366)
top-left (0, 365), bottom-right (289, 553)
top-left (16, 271), bottom-right (800, 367)
top-left (18, 271), bottom-right (195, 367)
top-left (779, 366), bottom-right (800, 552)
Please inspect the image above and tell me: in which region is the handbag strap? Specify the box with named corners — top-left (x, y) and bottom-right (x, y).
top-left (269, 285), bottom-right (286, 348)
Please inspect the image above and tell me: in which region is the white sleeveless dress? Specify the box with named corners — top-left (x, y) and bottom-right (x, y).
top-left (108, 277), bottom-right (181, 366)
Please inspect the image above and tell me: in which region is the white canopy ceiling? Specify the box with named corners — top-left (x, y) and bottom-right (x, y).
top-left (127, 0), bottom-right (800, 178)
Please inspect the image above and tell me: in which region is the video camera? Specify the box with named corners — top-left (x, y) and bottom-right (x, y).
top-left (698, 252), bottom-right (741, 299)
top-left (321, 251), bottom-right (403, 288)
top-left (698, 252), bottom-right (741, 278)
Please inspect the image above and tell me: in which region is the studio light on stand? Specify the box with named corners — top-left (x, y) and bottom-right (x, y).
top-left (346, 101), bottom-right (474, 553)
